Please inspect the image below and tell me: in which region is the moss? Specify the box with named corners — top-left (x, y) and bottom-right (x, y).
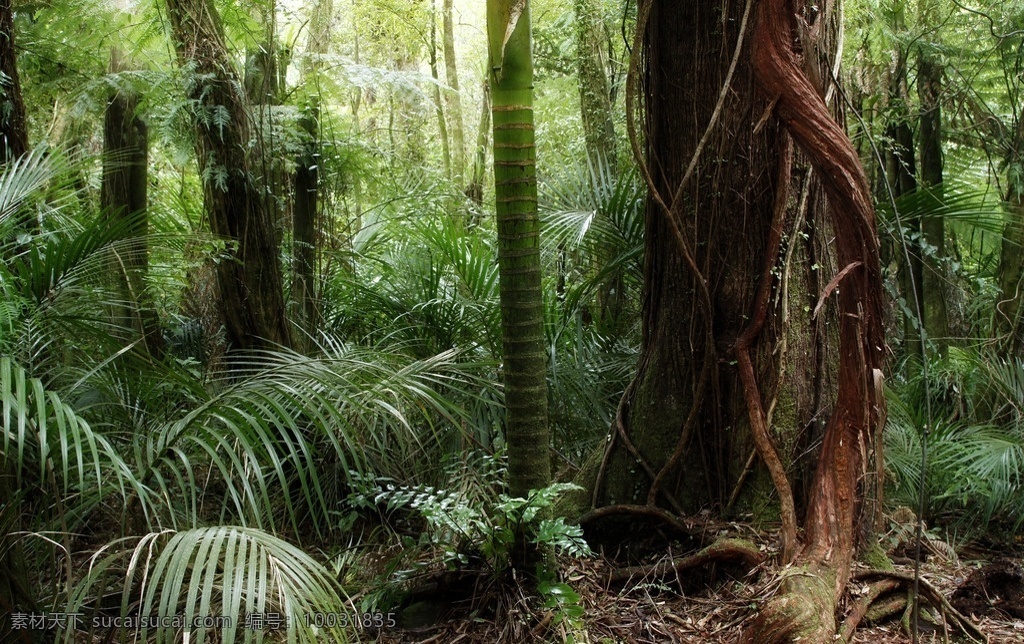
top-left (860, 541), bottom-right (896, 572)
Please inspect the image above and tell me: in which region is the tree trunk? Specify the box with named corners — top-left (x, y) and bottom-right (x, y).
top-left (0, 0), bottom-right (27, 164)
top-left (442, 0), bottom-right (466, 185)
top-left (997, 95), bottom-right (1024, 353)
top-left (574, 0), bottom-right (616, 171)
top-left (291, 0), bottom-right (331, 349)
top-left (465, 79), bottom-right (491, 207)
top-left (581, 0), bottom-right (883, 639)
top-left (592, 0), bottom-right (835, 526)
top-left (102, 49), bottom-right (164, 359)
top-left (998, 194), bottom-right (1024, 353)
top-left (430, 0), bottom-right (452, 181)
top-left (917, 52), bottom-right (948, 355)
top-left (744, 0), bottom-right (885, 638)
top-left (487, 0), bottom-right (551, 499)
top-left (164, 0), bottom-right (291, 353)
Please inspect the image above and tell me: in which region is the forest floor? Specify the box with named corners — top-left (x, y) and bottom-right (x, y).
top-left (374, 519), bottom-right (1024, 644)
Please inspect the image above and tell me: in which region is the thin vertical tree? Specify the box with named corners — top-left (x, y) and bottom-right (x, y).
top-left (442, 0), bottom-right (466, 184)
top-left (574, 0), bottom-right (616, 171)
top-left (164, 0), bottom-right (291, 353)
top-left (486, 0), bottom-right (551, 499)
top-left (292, 0), bottom-right (331, 348)
top-left (0, 0), bottom-right (26, 164)
top-left (102, 49), bottom-right (164, 358)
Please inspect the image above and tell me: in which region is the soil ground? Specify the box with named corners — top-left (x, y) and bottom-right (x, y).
top-left (374, 523), bottom-right (1024, 644)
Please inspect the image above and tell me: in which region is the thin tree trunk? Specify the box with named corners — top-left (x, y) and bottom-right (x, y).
top-left (164, 0), bottom-right (291, 353)
top-left (291, 0), bottom-right (331, 349)
top-left (430, 0), bottom-right (451, 180)
top-left (487, 0), bottom-right (551, 499)
top-left (998, 196), bottom-right (1024, 352)
top-left (466, 79), bottom-right (491, 207)
top-left (442, 0), bottom-right (465, 184)
top-left (918, 52), bottom-right (947, 355)
top-left (0, 0), bottom-right (27, 164)
top-left (102, 49), bottom-right (164, 359)
top-left (574, 0), bottom-right (616, 171)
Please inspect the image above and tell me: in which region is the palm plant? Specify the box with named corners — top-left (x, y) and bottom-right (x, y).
top-left (885, 347), bottom-right (1024, 531)
top-left (0, 149), bottom-right (508, 641)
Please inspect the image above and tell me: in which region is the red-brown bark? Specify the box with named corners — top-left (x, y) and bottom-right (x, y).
top-left (743, 0), bottom-right (885, 639)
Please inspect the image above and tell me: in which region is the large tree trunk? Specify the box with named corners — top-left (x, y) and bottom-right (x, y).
top-left (487, 0), bottom-right (551, 499)
top-left (164, 0), bottom-right (291, 353)
top-left (592, 0), bottom-right (835, 526)
top-left (582, 0), bottom-right (883, 640)
top-left (744, 0), bottom-right (885, 639)
top-left (102, 49), bottom-right (164, 359)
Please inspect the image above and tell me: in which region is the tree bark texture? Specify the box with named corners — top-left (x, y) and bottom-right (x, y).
top-left (164, 0), bottom-right (291, 353)
top-left (0, 0), bottom-right (27, 164)
top-left (743, 0), bottom-right (886, 638)
top-left (487, 0), bottom-right (551, 498)
top-left (593, 0), bottom-right (836, 529)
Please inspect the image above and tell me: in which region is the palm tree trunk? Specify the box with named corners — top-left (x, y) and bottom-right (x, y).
top-left (487, 0), bottom-right (551, 499)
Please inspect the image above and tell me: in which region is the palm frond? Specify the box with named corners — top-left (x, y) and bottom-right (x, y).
top-left (0, 356), bottom-right (137, 508)
top-left (66, 526), bottom-right (350, 644)
top-left (137, 343), bottom-right (498, 535)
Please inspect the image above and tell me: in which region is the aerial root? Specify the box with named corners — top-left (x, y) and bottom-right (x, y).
top-left (842, 570), bottom-right (988, 643)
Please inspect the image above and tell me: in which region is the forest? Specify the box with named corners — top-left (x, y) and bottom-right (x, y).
top-left (1, 0), bottom-right (1023, 641)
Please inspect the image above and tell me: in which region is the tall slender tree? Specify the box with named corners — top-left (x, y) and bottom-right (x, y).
top-left (917, 50), bottom-right (948, 355)
top-left (102, 50), bottom-right (164, 358)
top-left (486, 0), bottom-right (551, 499)
top-left (292, 0), bottom-right (332, 348)
top-left (574, 0), bottom-right (616, 171)
top-left (0, 0), bottom-right (26, 164)
top-left (442, 0), bottom-right (466, 185)
top-left (164, 0), bottom-right (291, 352)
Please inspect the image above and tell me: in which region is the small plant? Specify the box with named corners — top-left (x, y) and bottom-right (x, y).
top-left (345, 469), bottom-right (592, 575)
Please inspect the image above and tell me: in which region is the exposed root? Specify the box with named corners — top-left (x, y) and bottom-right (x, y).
top-left (839, 577), bottom-right (901, 642)
top-left (852, 569), bottom-right (989, 643)
top-left (741, 565), bottom-right (839, 644)
top-left (608, 538), bottom-right (763, 585)
top-left (578, 503), bottom-right (698, 540)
